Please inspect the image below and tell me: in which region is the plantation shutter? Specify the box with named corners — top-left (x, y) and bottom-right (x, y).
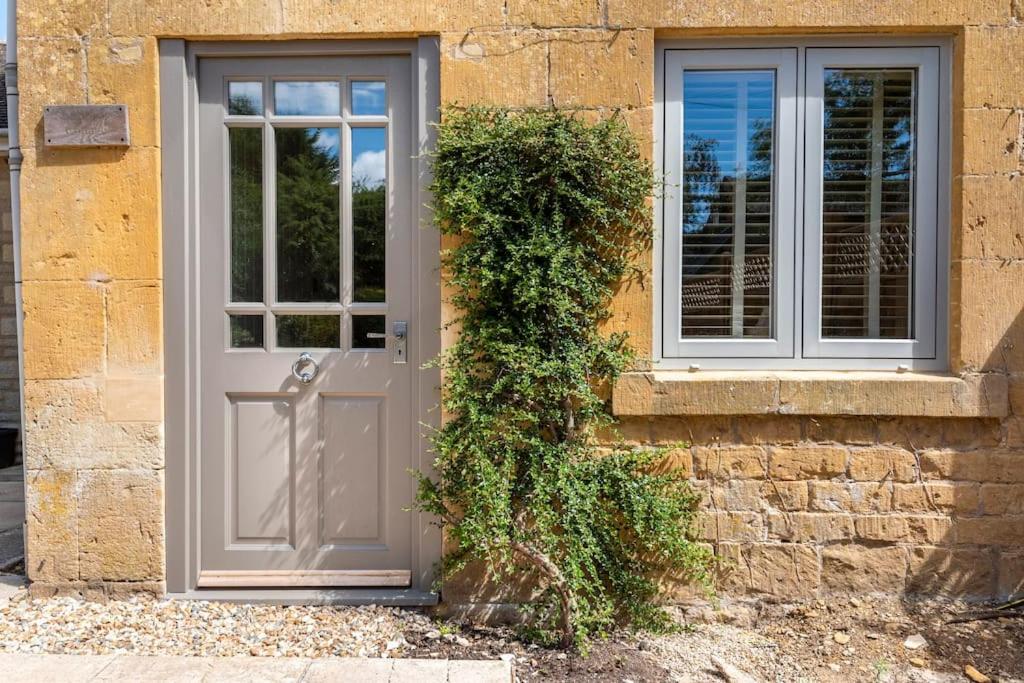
top-left (680, 70), bottom-right (776, 339)
top-left (820, 69), bottom-right (915, 339)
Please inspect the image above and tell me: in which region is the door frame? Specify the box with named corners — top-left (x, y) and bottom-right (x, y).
top-left (160, 39), bottom-right (442, 602)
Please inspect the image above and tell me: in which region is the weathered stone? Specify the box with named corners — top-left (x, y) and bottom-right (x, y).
top-left (979, 484), bottom-right (1024, 516)
top-left (106, 281), bottom-right (162, 375)
top-left (767, 512), bottom-right (855, 543)
top-left (87, 37), bottom-right (160, 148)
top-left (921, 450), bottom-right (1024, 483)
top-left (549, 29), bottom-right (653, 108)
top-left (962, 109), bottom-right (1022, 176)
top-left (698, 511), bottom-right (765, 543)
top-left (848, 446), bottom-right (918, 483)
top-left (103, 378), bottom-right (163, 423)
top-left (77, 470), bottom-right (165, 581)
top-left (821, 546), bottom-right (908, 594)
top-left (955, 261), bottom-right (1024, 373)
top-left (854, 515), bottom-right (952, 545)
top-left (809, 481), bottom-right (893, 514)
top-left (768, 446), bottom-right (847, 480)
top-left (20, 147), bottom-right (161, 282)
top-left (956, 517), bottom-right (1024, 546)
top-left (24, 470), bottom-right (79, 583)
top-left (717, 543), bottom-right (821, 598)
top-left (998, 552), bottom-right (1024, 598)
top-left (608, 0), bottom-right (1008, 28)
top-left (962, 175), bottom-right (1024, 261)
top-left (440, 31), bottom-right (549, 107)
top-left (907, 547), bottom-right (997, 596)
top-left (22, 282), bottom-right (105, 380)
top-left (507, 0), bottom-right (602, 26)
top-left (963, 27), bottom-right (1024, 108)
top-left (893, 483), bottom-right (981, 515)
top-left (693, 446), bottom-right (767, 480)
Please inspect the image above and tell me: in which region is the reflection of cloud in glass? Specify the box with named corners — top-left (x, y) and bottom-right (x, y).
top-left (275, 81), bottom-right (340, 116)
top-left (351, 81), bottom-right (386, 116)
top-left (351, 127), bottom-right (386, 188)
top-left (228, 81), bottom-right (263, 115)
top-left (311, 128), bottom-right (340, 158)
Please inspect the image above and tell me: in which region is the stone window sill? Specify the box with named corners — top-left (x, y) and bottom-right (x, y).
top-left (611, 371), bottom-right (1009, 418)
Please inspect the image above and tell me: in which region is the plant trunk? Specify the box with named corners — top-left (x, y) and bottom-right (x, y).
top-left (511, 541), bottom-right (577, 648)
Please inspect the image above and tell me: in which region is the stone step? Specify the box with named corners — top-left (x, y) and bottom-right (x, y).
top-left (0, 481), bottom-right (22, 501)
top-left (0, 467), bottom-right (23, 483)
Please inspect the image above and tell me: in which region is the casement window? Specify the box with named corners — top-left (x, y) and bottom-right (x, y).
top-left (657, 40), bottom-right (950, 370)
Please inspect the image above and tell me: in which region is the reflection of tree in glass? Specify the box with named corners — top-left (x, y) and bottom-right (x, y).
top-left (352, 178), bottom-right (386, 302)
top-left (276, 128), bottom-right (341, 302)
top-left (276, 315), bottom-right (339, 348)
top-left (229, 94), bottom-right (260, 116)
top-left (229, 128), bottom-right (263, 302)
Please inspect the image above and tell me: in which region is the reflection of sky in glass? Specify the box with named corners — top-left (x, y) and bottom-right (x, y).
top-left (352, 127), bottom-right (386, 188)
top-left (309, 128), bottom-right (340, 185)
top-left (228, 81), bottom-right (262, 115)
top-left (682, 70), bottom-right (774, 234)
top-left (275, 81), bottom-right (341, 116)
top-left (351, 81), bottom-right (386, 116)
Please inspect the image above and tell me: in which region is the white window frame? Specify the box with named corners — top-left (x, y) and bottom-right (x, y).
top-left (662, 48), bottom-right (798, 359)
top-left (654, 37), bottom-right (951, 371)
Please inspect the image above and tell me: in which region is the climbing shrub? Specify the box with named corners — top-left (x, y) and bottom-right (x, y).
top-left (415, 108), bottom-right (713, 649)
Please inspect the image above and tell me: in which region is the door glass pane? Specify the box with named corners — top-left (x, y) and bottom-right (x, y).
top-left (680, 70), bottom-right (775, 338)
top-left (274, 81), bottom-right (341, 116)
top-left (276, 127), bottom-right (341, 302)
top-left (351, 81), bottom-right (386, 116)
top-left (228, 82), bottom-right (263, 116)
top-left (352, 315), bottom-right (386, 349)
top-left (352, 127), bottom-right (386, 302)
top-left (229, 315), bottom-right (264, 348)
top-left (229, 127), bottom-right (263, 303)
top-left (276, 315), bottom-right (340, 348)
top-left (821, 69), bottom-right (915, 339)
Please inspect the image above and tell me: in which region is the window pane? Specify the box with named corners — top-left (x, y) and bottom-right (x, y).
top-left (276, 315), bottom-right (340, 348)
top-left (352, 127), bottom-right (386, 302)
top-left (229, 315), bottom-right (264, 348)
top-left (274, 81), bottom-right (341, 116)
top-left (680, 70), bottom-right (775, 338)
top-left (276, 127), bottom-right (341, 302)
top-left (821, 70), bottom-right (915, 339)
top-left (228, 82), bottom-right (263, 116)
top-left (351, 81), bottom-right (386, 116)
top-left (229, 127), bottom-right (263, 302)
top-left (352, 315), bottom-right (386, 349)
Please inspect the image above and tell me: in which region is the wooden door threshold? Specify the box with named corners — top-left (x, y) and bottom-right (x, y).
top-left (197, 569), bottom-right (411, 588)
top-left (168, 587), bottom-right (438, 607)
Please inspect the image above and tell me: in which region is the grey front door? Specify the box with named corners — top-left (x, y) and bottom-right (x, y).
top-left (196, 56), bottom-right (415, 587)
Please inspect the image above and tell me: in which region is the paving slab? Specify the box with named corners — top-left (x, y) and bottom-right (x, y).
top-left (0, 501), bottom-right (24, 532)
top-left (0, 653), bottom-right (118, 683)
top-left (0, 654), bottom-right (513, 682)
top-left (0, 526), bottom-right (24, 568)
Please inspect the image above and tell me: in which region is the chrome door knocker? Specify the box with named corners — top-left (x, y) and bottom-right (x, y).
top-left (291, 352), bottom-right (320, 384)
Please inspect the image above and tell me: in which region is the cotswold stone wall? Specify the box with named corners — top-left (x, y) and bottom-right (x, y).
top-left (15, 0), bottom-right (1024, 600)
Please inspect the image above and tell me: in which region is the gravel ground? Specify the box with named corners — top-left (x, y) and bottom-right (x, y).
top-left (0, 589), bottom-right (1021, 682)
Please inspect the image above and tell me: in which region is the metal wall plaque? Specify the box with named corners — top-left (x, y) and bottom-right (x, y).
top-left (43, 105), bottom-right (131, 148)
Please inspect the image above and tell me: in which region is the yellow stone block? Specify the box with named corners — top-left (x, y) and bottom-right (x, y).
top-left (963, 27), bottom-right (1024, 108)
top-left (107, 280), bottom-right (162, 374)
top-left (506, 0), bottom-right (602, 27)
top-left (109, 0), bottom-right (285, 37)
top-left (548, 29), bottom-right (653, 108)
top-left (17, 38), bottom-right (87, 142)
top-left (18, 0), bottom-right (105, 38)
top-left (961, 175), bottom-right (1024, 260)
top-left (87, 37), bottom-right (160, 148)
top-left (281, 0), bottom-right (505, 34)
top-left (104, 377), bottom-right (164, 423)
top-left (22, 281), bottom-right (105, 380)
top-left (955, 260), bottom-right (1024, 371)
top-left (961, 108), bottom-right (1021, 176)
top-left (77, 469), bottom-right (165, 581)
top-left (23, 379), bottom-right (163, 470)
top-left (608, 0), bottom-right (1008, 29)
top-left (24, 469), bottom-right (79, 583)
top-left (20, 146), bottom-right (161, 281)
top-left (440, 31), bottom-right (550, 107)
